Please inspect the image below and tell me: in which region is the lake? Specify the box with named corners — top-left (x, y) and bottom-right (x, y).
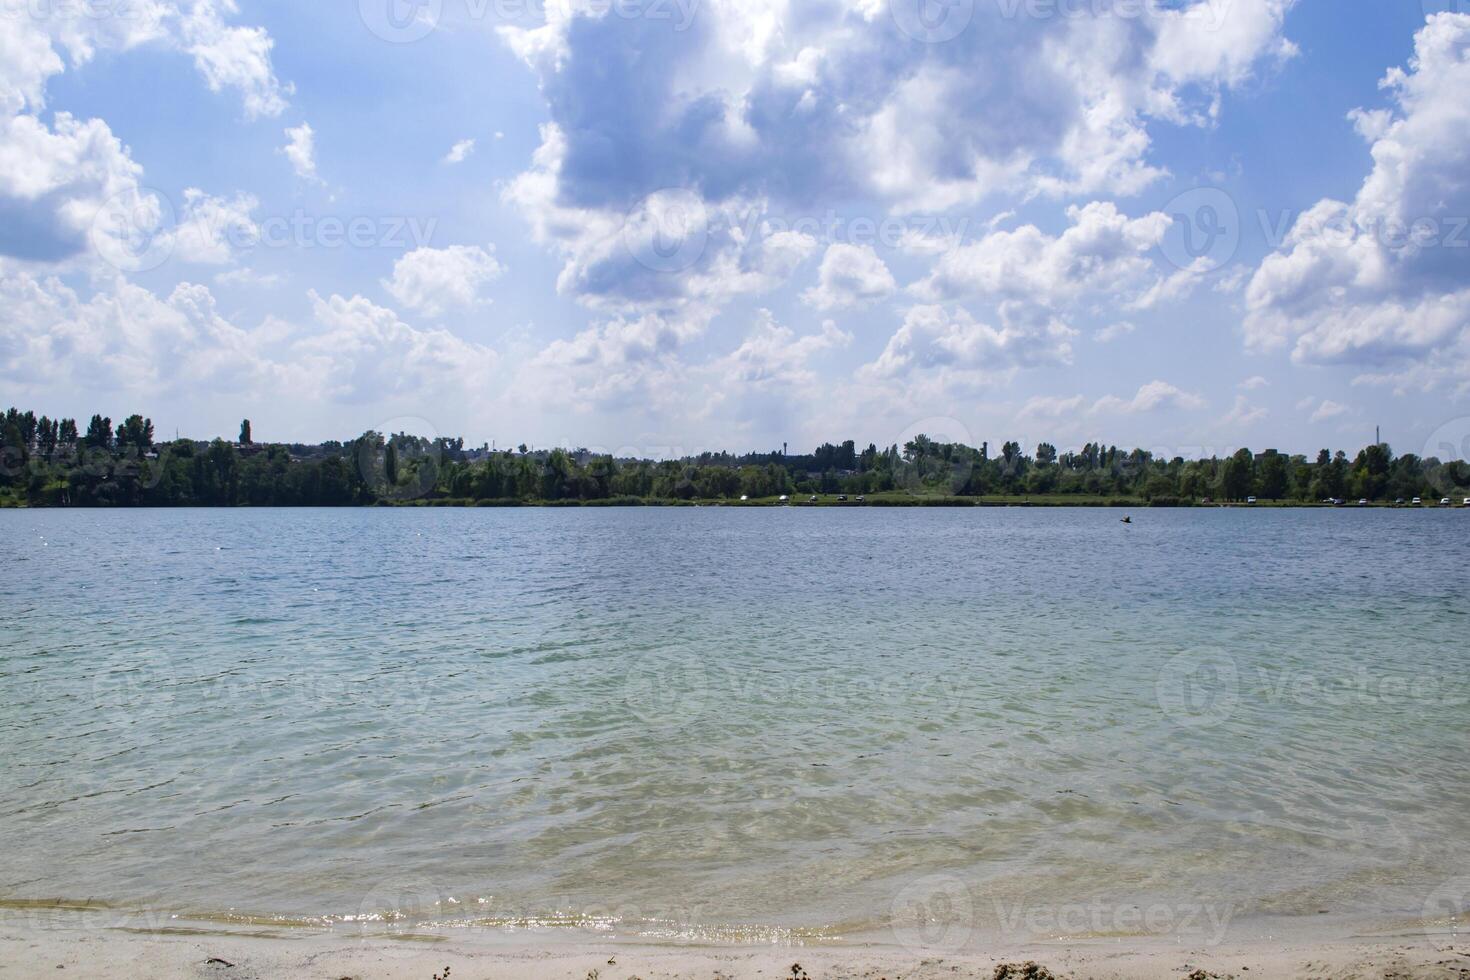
top-left (1, 507), bottom-right (1467, 946)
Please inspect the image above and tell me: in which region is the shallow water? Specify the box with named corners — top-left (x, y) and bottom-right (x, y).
top-left (1, 507), bottom-right (1467, 945)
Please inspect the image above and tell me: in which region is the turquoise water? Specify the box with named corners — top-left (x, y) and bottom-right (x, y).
top-left (1, 508), bottom-right (1467, 944)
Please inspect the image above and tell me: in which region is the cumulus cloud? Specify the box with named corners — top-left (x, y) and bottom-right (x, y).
top-left (801, 244), bottom-right (896, 311)
top-left (384, 245), bottom-right (504, 318)
top-left (718, 311), bottom-right (851, 388)
top-left (1019, 381), bottom-right (1206, 421)
top-left (0, 270), bottom-right (498, 410)
top-left (179, 0), bottom-right (292, 119)
top-left (503, 127), bottom-right (818, 318)
top-left (171, 188), bottom-right (258, 265)
top-left (1222, 394), bottom-right (1268, 427)
top-left (444, 138), bottom-right (476, 165)
top-left (1244, 14), bottom-right (1470, 380)
top-left (1309, 399), bottom-right (1349, 423)
top-left (499, 1), bottom-right (1295, 211)
top-left (1096, 321), bottom-right (1137, 343)
top-left (1239, 375), bottom-right (1269, 390)
top-left (282, 123), bottom-right (318, 181)
top-left (298, 292), bottom-right (500, 403)
top-left (0, 1), bottom-right (289, 270)
top-left (1093, 380), bottom-right (1206, 415)
top-left (860, 304), bottom-right (1075, 388)
top-left (496, 1), bottom-right (1296, 320)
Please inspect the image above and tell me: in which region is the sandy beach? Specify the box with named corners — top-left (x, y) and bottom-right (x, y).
top-left (3, 919), bottom-right (1469, 980)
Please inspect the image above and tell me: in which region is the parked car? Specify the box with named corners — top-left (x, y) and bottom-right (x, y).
top-left (1412, 497), bottom-right (1422, 505)
top-left (1246, 496), bottom-right (1257, 504)
top-left (837, 494), bottom-right (848, 501)
top-left (1358, 499), bottom-right (1369, 506)
top-left (856, 495), bottom-right (866, 503)
top-left (1441, 498), bottom-right (1452, 506)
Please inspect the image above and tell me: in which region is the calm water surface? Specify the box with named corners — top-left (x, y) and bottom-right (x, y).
top-left (1, 508), bottom-right (1467, 943)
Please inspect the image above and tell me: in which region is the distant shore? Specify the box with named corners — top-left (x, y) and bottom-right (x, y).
top-left (5, 493), bottom-right (1469, 509)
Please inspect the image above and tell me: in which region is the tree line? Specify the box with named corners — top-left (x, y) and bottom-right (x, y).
top-left (2, 407), bottom-right (1467, 508)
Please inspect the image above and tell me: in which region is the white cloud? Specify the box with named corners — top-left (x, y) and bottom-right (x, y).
top-left (1020, 394), bottom-right (1086, 419)
top-left (1222, 394), bottom-right (1268, 426)
top-left (497, 1), bottom-right (1297, 316)
top-left (384, 245), bottom-right (504, 318)
top-left (1239, 375), bottom-right (1269, 390)
top-left (444, 138), bottom-right (476, 165)
top-left (298, 292), bottom-right (500, 403)
top-left (1244, 14), bottom-right (1470, 379)
top-left (214, 267), bottom-right (284, 289)
top-left (502, 126), bottom-right (817, 319)
top-left (1309, 399), bottom-right (1349, 423)
top-left (1096, 321), bottom-right (1137, 343)
top-left (718, 311), bottom-right (850, 388)
top-left (171, 188), bottom-right (258, 265)
top-left (801, 244), bottom-right (895, 311)
top-left (860, 304), bottom-right (1074, 387)
top-left (179, 0), bottom-right (292, 119)
top-left (1093, 380), bottom-right (1206, 415)
top-left (282, 123), bottom-right (318, 181)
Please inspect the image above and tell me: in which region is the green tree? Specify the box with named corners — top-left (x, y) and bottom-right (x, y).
top-left (1257, 450), bottom-right (1288, 500)
top-left (239, 419), bottom-right (253, 445)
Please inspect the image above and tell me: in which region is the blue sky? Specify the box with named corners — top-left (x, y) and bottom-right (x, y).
top-left (3, 0), bottom-right (1469, 460)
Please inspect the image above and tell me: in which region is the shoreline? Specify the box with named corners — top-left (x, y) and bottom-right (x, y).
top-left (4, 495), bottom-right (1469, 509)
top-left (2, 916), bottom-right (1466, 979)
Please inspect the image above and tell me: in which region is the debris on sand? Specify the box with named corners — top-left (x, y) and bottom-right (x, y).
top-left (994, 963), bottom-right (1060, 980)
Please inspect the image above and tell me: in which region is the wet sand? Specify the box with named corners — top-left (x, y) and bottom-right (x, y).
top-left (3, 921), bottom-right (1468, 979)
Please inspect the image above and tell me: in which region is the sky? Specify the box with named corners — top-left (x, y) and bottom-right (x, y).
top-left (2, 0), bottom-right (1469, 461)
